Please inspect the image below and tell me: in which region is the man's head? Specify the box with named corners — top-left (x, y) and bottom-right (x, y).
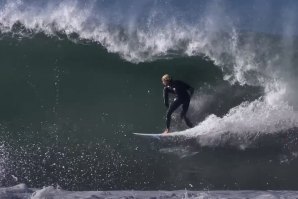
top-left (161, 74), bottom-right (172, 86)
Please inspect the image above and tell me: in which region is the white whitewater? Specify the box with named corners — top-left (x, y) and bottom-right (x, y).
top-left (1, 184), bottom-right (298, 199)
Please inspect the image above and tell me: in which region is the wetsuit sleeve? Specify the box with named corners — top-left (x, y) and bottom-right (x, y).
top-left (180, 81), bottom-right (194, 97)
top-left (163, 87), bottom-right (170, 108)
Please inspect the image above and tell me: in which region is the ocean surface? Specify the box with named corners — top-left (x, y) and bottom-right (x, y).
top-left (1, 0), bottom-right (298, 198)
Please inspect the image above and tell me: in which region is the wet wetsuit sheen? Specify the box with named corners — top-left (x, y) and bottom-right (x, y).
top-left (163, 80), bottom-right (194, 129)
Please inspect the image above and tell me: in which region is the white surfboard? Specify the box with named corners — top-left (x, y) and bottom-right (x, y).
top-left (133, 132), bottom-right (181, 139)
top-left (133, 133), bottom-right (167, 137)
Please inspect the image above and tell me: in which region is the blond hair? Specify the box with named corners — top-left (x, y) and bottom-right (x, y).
top-left (161, 74), bottom-right (171, 82)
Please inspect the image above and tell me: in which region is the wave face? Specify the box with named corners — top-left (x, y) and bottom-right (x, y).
top-left (0, 0), bottom-right (298, 191)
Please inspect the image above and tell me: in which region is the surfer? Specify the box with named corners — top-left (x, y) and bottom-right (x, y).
top-left (162, 74), bottom-right (194, 134)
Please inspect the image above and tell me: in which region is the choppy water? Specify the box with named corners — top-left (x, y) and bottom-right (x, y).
top-left (3, 184), bottom-right (298, 199)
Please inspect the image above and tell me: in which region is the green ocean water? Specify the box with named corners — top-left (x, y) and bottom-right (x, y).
top-left (0, 35), bottom-right (229, 190)
top-left (0, 34), bottom-right (223, 134)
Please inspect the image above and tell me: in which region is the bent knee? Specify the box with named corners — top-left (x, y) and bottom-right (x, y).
top-left (167, 112), bottom-right (173, 119)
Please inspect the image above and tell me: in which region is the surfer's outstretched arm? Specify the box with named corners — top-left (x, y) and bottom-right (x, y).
top-left (181, 81), bottom-right (194, 97)
top-left (163, 87), bottom-right (174, 107)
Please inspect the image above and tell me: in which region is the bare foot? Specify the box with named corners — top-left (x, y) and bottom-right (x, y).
top-left (162, 129), bottom-right (169, 134)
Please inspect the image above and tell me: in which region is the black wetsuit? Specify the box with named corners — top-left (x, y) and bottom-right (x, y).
top-left (163, 80), bottom-right (194, 130)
